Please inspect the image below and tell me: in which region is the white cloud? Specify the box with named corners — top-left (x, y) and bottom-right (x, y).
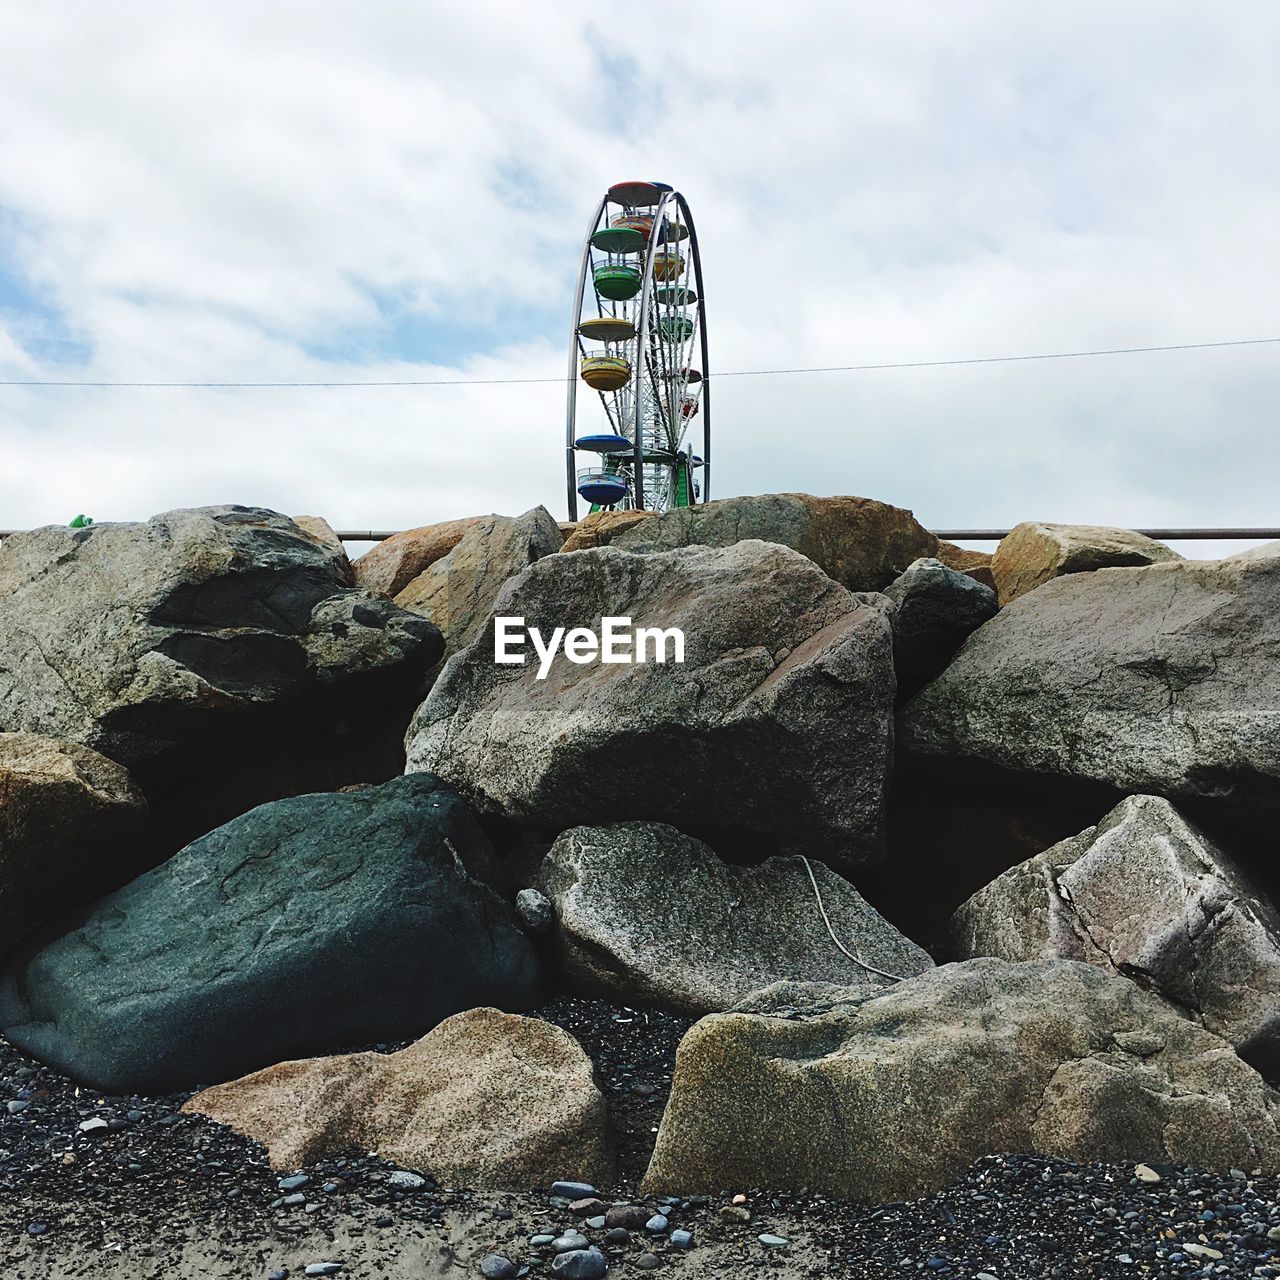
top-left (0, 1), bottom-right (1276, 552)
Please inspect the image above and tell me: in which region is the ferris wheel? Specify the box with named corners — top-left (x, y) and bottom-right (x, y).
top-left (564, 181), bottom-right (710, 520)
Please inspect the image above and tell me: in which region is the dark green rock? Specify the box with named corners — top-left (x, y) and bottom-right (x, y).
top-left (0, 774), bottom-right (539, 1093)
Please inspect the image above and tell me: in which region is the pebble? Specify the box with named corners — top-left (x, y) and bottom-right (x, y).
top-left (26, 1222), bottom-right (48, 1236)
top-left (720, 1205), bottom-right (751, 1224)
top-left (758, 1234), bottom-right (790, 1248)
top-left (645, 1214), bottom-right (669, 1233)
top-left (605, 1204), bottom-right (651, 1230)
top-left (585, 1215), bottom-right (606, 1229)
top-left (603, 1228), bottom-right (630, 1247)
top-left (1182, 1243), bottom-right (1224, 1260)
top-left (549, 1247), bottom-right (607, 1280)
top-left (126, 1109), bottom-right (145, 1122)
top-left (732, 1193), bottom-right (748, 1205)
top-left (268, 1272), bottom-right (288, 1280)
top-left (669, 1229), bottom-right (693, 1249)
top-left (281, 1193), bottom-right (306, 1206)
top-left (387, 1170), bottom-right (426, 1189)
top-left (634, 1255), bottom-right (662, 1272)
top-left (374, 1216), bottom-right (393, 1228)
top-left (552, 1232), bottom-right (590, 1253)
top-left (530, 1234), bottom-right (557, 1248)
top-left (551, 1181), bottom-right (598, 1200)
top-left (1133, 1163), bottom-right (1161, 1183)
top-left (570, 1196), bottom-right (608, 1216)
top-left (77, 1117), bottom-right (109, 1134)
top-left (480, 1255), bottom-right (518, 1280)
top-left (279, 1174), bottom-right (311, 1190)
top-left (6, 1099), bottom-right (28, 1114)
top-left (304, 1268), bottom-right (343, 1278)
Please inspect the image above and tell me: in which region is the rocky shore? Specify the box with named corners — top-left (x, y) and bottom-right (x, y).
top-left (0, 495), bottom-right (1277, 1278)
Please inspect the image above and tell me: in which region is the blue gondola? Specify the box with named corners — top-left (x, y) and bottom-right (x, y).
top-left (575, 433), bottom-right (633, 454)
top-left (577, 468), bottom-right (629, 505)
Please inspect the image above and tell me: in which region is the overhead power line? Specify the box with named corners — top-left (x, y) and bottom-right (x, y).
top-left (0, 336), bottom-right (1275, 389)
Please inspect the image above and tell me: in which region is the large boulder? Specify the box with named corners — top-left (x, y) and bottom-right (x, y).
top-left (184, 1008), bottom-right (613, 1189)
top-left (641, 958), bottom-right (1280, 1203)
top-left (901, 556), bottom-right (1280, 813)
top-left (407, 540), bottom-right (896, 869)
top-left (953, 795), bottom-right (1280, 1080)
top-left (0, 733), bottom-right (147, 957)
top-left (560, 510), bottom-right (658, 553)
top-left (291, 515), bottom-right (353, 585)
top-left (535, 822), bottom-right (932, 1014)
top-left (0, 507), bottom-right (443, 850)
top-left (0, 774), bottom-right (539, 1093)
top-left (352, 515), bottom-right (489, 598)
top-left (564, 493), bottom-right (938, 592)
top-left (882, 557), bottom-right (998, 699)
top-left (935, 540), bottom-right (996, 590)
top-left (394, 507), bottom-right (564, 660)
top-left (991, 521), bottom-right (1180, 605)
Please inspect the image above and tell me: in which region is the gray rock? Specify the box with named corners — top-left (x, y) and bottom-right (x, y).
top-left (669, 1229), bottom-right (693, 1249)
top-left (902, 555), bottom-right (1280, 813)
top-left (596, 492), bottom-right (939, 591)
top-left (0, 774), bottom-right (538, 1092)
top-left (291, 516), bottom-right (354, 585)
top-left (550, 1249), bottom-right (606, 1280)
top-left (991, 521), bottom-right (1180, 605)
top-left (386, 1171), bottom-right (426, 1189)
top-left (0, 733), bottom-right (148, 958)
top-left (882, 557), bottom-right (997, 699)
top-left (536, 823), bottom-right (931, 1014)
top-left (641, 958), bottom-right (1280, 1204)
top-left (304, 1267), bottom-right (343, 1278)
top-left (953, 795), bottom-right (1280, 1080)
top-left (551, 1233), bottom-right (589, 1253)
top-left (551, 1181), bottom-right (597, 1199)
top-left (0, 506), bottom-right (440, 769)
top-left (395, 507), bottom-right (563, 663)
top-left (516, 888), bottom-right (554, 935)
top-left (407, 540), bottom-right (896, 870)
top-left (645, 1214), bottom-right (668, 1233)
top-left (480, 1255), bottom-right (517, 1280)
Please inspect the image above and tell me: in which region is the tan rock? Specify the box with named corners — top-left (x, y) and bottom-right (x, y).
top-left (352, 516), bottom-right (490, 598)
top-left (394, 507), bottom-right (564, 661)
top-left (992, 522), bottom-right (1180, 605)
top-left (641, 959), bottom-right (1280, 1203)
top-left (935, 540), bottom-right (996, 590)
top-left (291, 516), bottom-right (353, 585)
top-left (586, 494), bottom-right (938, 592)
top-left (184, 1007), bottom-right (614, 1188)
top-left (0, 733), bottom-right (147, 955)
top-left (559, 510), bottom-right (659, 553)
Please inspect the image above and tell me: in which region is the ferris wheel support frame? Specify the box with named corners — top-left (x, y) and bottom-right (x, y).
top-left (563, 187), bottom-right (711, 523)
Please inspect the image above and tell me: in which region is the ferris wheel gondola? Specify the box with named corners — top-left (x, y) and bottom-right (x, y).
top-left (564, 182), bottom-right (710, 518)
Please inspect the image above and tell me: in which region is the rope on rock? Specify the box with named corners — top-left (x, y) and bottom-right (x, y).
top-left (800, 855), bottom-right (909, 983)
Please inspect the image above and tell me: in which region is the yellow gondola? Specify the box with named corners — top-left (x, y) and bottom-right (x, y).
top-left (580, 353), bottom-right (631, 391)
top-left (652, 251), bottom-right (685, 281)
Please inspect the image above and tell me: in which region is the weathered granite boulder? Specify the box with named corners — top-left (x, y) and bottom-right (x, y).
top-left (0, 506), bottom-right (440, 767)
top-left (562, 493), bottom-right (938, 592)
top-left (184, 1008), bottom-right (613, 1188)
top-left (0, 774), bottom-right (539, 1093)
top-left (991, 521), bottom-right (1180, 605)
top-left (407, 540), bottom-right (896, 869)
top-left (1225, 540), bottom-right (1280, 564)
top-left (883, 557), bottom-right (998, 699)
top-left (953, 795), bottom-right (1280, 1079)
top-left (353, 516), bottom-right (489, 598)
top-left (0, 507), bottom-right (443, 850)
top-left (560, 510), bottom-right (658, 553)
top-left (291, 515), bottom-right (353, 584)
top-left (901, 556), bottom-right (1280, 812)
top-left (641, 958), bottom-right (1280, 1202)
top-left (536, 822), bottom-right (932, 1014)
top-left (0, 733), bottom-right (147, 957)
top-left (395, 507), bottom-right (564, 660)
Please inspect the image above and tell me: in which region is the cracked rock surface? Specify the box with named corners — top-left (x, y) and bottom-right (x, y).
top-left (640, 958), bottom-right (1280, 1204)
top-left (535, 821), bottom-right (933, 1014)
top-left (0, 775), bottom-right (539, 1094)
top-left (0, 506), bottom-right (442, 770)
top-left (952, 794), bottom-right (1280, 1081)
top-left (901, 554), bottom-right (1280, 812)
top-left (407, 540), bottom-right (896, 870)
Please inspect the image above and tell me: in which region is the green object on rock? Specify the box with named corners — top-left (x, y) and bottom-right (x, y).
top-left (68, 514), bottom-right (93, 528)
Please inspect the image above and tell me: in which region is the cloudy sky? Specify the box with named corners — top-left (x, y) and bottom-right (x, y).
top-left (1, 2), bottom-right (1276, 557)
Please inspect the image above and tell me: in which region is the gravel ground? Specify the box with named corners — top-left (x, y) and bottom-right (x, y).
top-left (1, 996), bottom-right (1277, 1279)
